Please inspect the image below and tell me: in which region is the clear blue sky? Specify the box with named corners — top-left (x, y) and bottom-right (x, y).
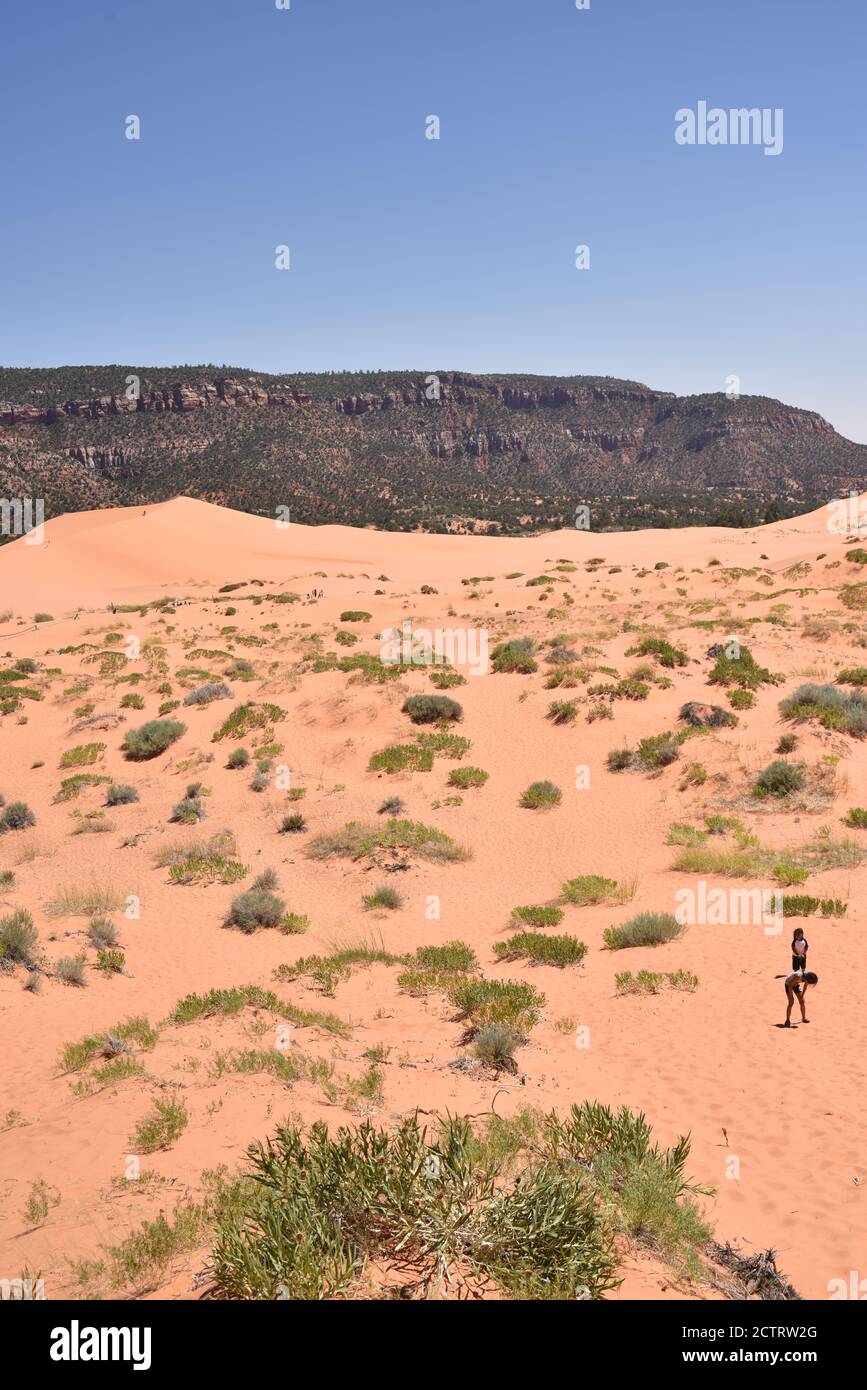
top-left (2, 0), bottom-right (865, 441)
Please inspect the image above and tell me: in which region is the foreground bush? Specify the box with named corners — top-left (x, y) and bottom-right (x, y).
top-left (224, 889), bottom-right (287, 934)
top-left (123, 719), bottom-right (186, 761)
top-left (519, 780), bottom-right (561, 809)
top-left (402, 694), bottom-right (463, 724)
top-left (779, 682), bottom-right (867, 738)
top-left (752, 760), bottom-right (806, 798)
top-left (0, 908), bottom-right (38, 964)
top-left (604, 912), bottom-right (683, 950)
top-left (208, 1101), bottom-right (710, 1299)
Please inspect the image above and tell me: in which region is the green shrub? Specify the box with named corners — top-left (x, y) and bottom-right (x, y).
top-left (97, 948), bottom-right (126, 975)
top-left (607, 747), bottom-right (633, 772)
top-left (447, 765), bottom-right (488, 789)
top-left (752, 760), bottom-right (806, 798)
top-left (60, 742), bottom-right (105, 768)
top-left (402, 694), bottom-right (463, 724)
top-left (776, 733), bottom-right (798, 754)
top-left (447, 977), bottom-right (544, 1036)
top-left (471, 1024), bottom-right (521, 1069)
top-left (0, 800), bottom-right (36, 832)
top-left (362, 884), bottom-right (403, 911)
top-left (106, 783), bottom-right (139, 806)
top-left (184, 682), bottom-right (232, 706)
top-left (279, 812), bottom-right (307, 833)
top-left (121, 693), bottom-right (145, 710)
top-left (88, 916), bottom-right (118, 948)
top-left (306, 819), bottom-right (469, 864)
top-left (626, 637), bottom-right (687, 668)
top-left (339, 611), bottom-right (371, 623)
top-left (519, 780), bottom-right (561, 809)
top-left (779, 683), bottom-right (867, 738)
top-left (123, 720), bottom-right (186, 761)
top-left (709, 644), bottom-right (779, 690)
top-left (636, 733), bottom-right (681, 770)
top-left (604, 913), bottom-right (683, 950)
top-left (224, 889), bottom-right (287, 934)
top-left (334, 630), bottom-right (358, 646)
top-left (491, 638), bottom-right (537, 674)
top-left (837, 668), bottom-right (867, 686)
top-left (227, 747), bottom-right (250, 769)
top-left (547, 700), bottom-right (578, 724)
top-left (561, 874), bottom-right (618, 906)
top-left (56, 954), bottom-right (88, 986)
top-left (728, 689), bottom-right (755, 710)
top-left (494, 933), bottom-right (587, 968)
top-left (845, 806), bottom-right (867, 829)
top-left (0, 908), bottom-right (38, 963)
top-left (212, 703), bottom-right (285, 742)
top-left (510, 904), bottom-right (564, 928)
top-left (132, 1096), bottom-right (188, 1153)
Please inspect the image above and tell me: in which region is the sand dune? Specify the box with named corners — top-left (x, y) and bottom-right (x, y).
top-left (0, 495), bottom-right (865, 1300)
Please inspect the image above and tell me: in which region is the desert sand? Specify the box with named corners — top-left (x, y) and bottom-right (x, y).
top-left (1, 495), bottom-right (865, 1300)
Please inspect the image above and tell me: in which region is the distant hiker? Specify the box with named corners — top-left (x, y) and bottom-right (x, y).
top-left (791, 927), bottom-right (808, 973)
top-left (784, 969), bottom-right (817, 1026)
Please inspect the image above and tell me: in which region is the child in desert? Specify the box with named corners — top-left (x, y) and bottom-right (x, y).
top-left (791, 927), bottom-right (808, 972)
top-left (783, 969), bottom-right (817, 1026)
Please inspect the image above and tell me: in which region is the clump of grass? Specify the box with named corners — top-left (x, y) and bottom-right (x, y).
top-left (378, 796), bottom-right (405, 816)
top-left (60, 742), bottom-right (105, 768)
top-left (97, 948), bottom-right (126, 975)
top-left (781, 894), bottom-right (846, 918)
top-left (155, 830), bottom-right (246, 885)
top-left (776, 733), bottom-right (798, 754)
top-left (55, 954), bottom-right (88, 986)
top-left (561, 874), bottom-right (618, 906)
top-left (166, 984), bottom-right (348, 1037)
top-left (306, 819), bottom-right (469, 864)
top-left (106, 783), bottom-right (139, 806)
top-left (368, 743), bottom-right (434, 773)
top-left (603, 913), bottom-right (683, 950)
top-left (184, 682), bottom-right (232, 706)
top-left (47, 882), bottom-right (124, 917)
top-left (226, 747), bottom-right (250, 770)
top-left (402, 694), bottom-right (463, 724)
top-left (510, 904), bottom-right (564, 928)
top-left (547, 699), bottom-right (578, 725)
top-left (447, 977), bottom-right (544, 1037)
top-left (447, 765), bottom-right (488, 789)
top-left (626, 637), bottom-right (687, 668)
top-left (844, 806), bottom-right (867, 829)
top-left (212, 703), bottom-right (285, 743)
top-left (88, 915), bottom-right (118, 948)
top-left (709, 644), bottom-right (780, 690)
top-left (0, 801), bottom-right (36, 832)
top-left (123, 720), bottom-right (186, 761)
top-left (224, 888), bottom-right (287, 934)
top-left (491, 638), bottom-right (537, 674)
top-left (131, 1096), bottom-right (188, 1153)
top-left (59, 1016), bottom-right (158, 1072)
top-left (728, 689), bottom-right (755, 710)
top-left (616, 970), bottom-right (698, 995)
top-left (494, 933), bottom-right (587, 968)
top-left (0, 908), bottom-right (38, 964)
top-left (752, 760), bottom-right (806, 798)
top-left (279, 812), bottom-right (307, 833)
top-left (470, 1024), bottom-right (521, 1070)
top-left (779, 682), bottom-right (867, 738)
top-left (519, 780), bottom-right (561, 809)
top-left (362, 884), bottom-right (403, 911)
top-left (396, 941), bottom-right (478, 994)
top-left (339, 610), bottom-right (371, 623)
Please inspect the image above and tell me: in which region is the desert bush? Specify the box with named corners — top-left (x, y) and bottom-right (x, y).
top-left (339, 611), bottom-right (372, 622)
top-left (120, 693), bottom-right (145, 710)
top-left (224, 889), bottom-right (286, 933)
top-left (776, 733), bottom-right (798, 754)
top-left (491, 638), bottom-right (537, 674)
top-left (494, 933), bottom-right (587, 968)
top-left (362, 884), bottom-right (403, 911)
top-left (752, 760), bottom-right (806, 798)
top-left (212, 703), bottom-right (285, 742)
top-left (636, 733), bottom-right (681, 770)
top-left (106, 783), bottom-right (139, 806)
top-left (56, 954), bottom-right (88, 986)
top-left (447, 765), bottom-right (488, 789)
top-left (250, 771), bottom-right (270, 792)
top-left (728, 689), bottom-right (755, 710)
top-left (626, 637), bottom-right (687, 668)
top-left (88, 916), bottom-right (118, 948)
top-left (471, 1024), bottom-right (521, 1070)
top-left (306, 819), bottom-right (469, 864)
top-left (172, 793), bottom-right (206, 824)
top-left (844, 807), bottom-right (867, 829)
top-left (779, 682), bottom-right (867, 738)
top-left (156, 830), bottom-right (247, 885)
top-left (561, 874), bottom-right (618, 906)
top-left (607, 746), bottom-right (633, 771)
top-left (184, 682), bottom-right (232, 706)
top-left (0, 801), bottom-right (36, 832)
top-left (226, 747), bottom-right (250, 769)
top-left (132, 1096), bottom-right (188, 1153)
top-left (123, 720), bottom-right (186, 761)
top-left (279, 812), bottom-right (307, 833)
top-left (547, 700), bottom-right (578, 724)
top-left (708, 644), bottom-right (780, 690)
top-left (841, 583), bottom-right (867, 611)
top-left (603, 913), bottom-right (683, 950)
top-left (0, 908), bottom-right (38, 964)
top-left (837, 667), bottom-right (867, 686)
top-left (368, 743), bottom-right (434, 773)
top-left (97, 949), bottom-right (126, 975)
top-left (519, 780), bottom-right (562, 809)
top-left (447, 977), bottom-right (544, 1036)
top-left (60, 742), bottom-right (105, 768)
top-left (402, 694), bottom-right (462, 724)
top-left (510, 904), bottom-right (564, 928)
top-left (378, 796), bottom-right (406, 815)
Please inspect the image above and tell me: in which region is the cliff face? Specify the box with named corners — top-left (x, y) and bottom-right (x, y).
top-left (1, 367), bottom-right (864, 534)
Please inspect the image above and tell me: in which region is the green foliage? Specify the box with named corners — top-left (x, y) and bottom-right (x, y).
top-left (123, 720), bottom-right (186, 760)
top-left (603, 913), bottom-right (683, 950)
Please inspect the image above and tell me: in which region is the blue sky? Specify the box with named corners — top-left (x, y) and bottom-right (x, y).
top-left (2, 0), bottom-right (865, 441)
